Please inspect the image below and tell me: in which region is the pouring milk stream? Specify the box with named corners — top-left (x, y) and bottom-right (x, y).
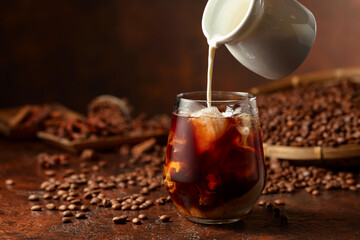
top-left (202, 0), bottom-right (317, 107)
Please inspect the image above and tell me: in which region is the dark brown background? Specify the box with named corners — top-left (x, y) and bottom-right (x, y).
top-left (1, 0), bottom-right (360, 115)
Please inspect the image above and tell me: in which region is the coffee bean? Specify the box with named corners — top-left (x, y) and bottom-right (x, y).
top-left (156, 197), bottom-right (166, 205)
top-left (46, 203), bottom-right (56, 210)
top-left (266, 203), bottom-right (273, 212)
top-left (139, 204), bottom-right (148, 209)
top-left (112, 215), bottom-right (127, 224)
top-left (274, 199), bottom-right (285, 205)
top-left (80, 205), bottom-right (90, 212)
top-left (127, 180), bottom-right (135, 186)
top-left (70, 199), bottom-right (81, 205)
top-left (5, 179), bottom-right (14, 185)
top-left (52, 195), bottom-right (60, 200)
top-left (75, 213), bottom-right (87, 219)
top-left (159, 215), bottom-right (170, 222)
top-left (140, 187), bottom-right (149, 195)
top-left (131, 205), bottom-right (139, 211)
top-left (90, 198), bottom-right (101, 205)
top-left (31, 205), bottom-right (42, 211)
top-left (43, 193), bottom-right (52, 200)
top-left (45, 185), bottom-right (56, 192)
top-left (312, 190), bottom-right (320, 195)
top-left (63, 210), bottom-right (73, 217)
top-left (44, 170), bottom-right (56, 177)
top-left (62, 217), bottom-right (72, 223)
top-left (69, 192), bottom-right (79, 197)
top-left (68, 204), bottom-right (78, 210)
top-left (111, 203), bottom-right (122, 210)
top-left (58, 205), bottom-right (68, 211)
top-left (349, 186), bottom-right (357, 191)
top-left (121, 204), bottom-right (131, 210)
top-left (66, 196), bottom-right (75, 201)
top-left (132, 218), bottom-right (141, 225)
top-left (84, 192), bottom-right (93, 199)
top-left (138, 214), bottom-right (147, 220)
top-left (28, 194), bottom-right (40, 201)
top-left (258, 199), bottom-right (266, 206)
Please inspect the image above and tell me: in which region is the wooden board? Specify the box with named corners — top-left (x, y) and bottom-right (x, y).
top-left (0, 103), bottom-right (84, 139)
top-left (249, 67), bottom-right (360, 162)
top-left (37, 131), bottom-right (168, 153)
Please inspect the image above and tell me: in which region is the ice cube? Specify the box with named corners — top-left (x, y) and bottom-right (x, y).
top-left (222, 105), bottom-right (235, 118)
top-left (191, 106), bottom-right (222, 118)
top-left (190, 107), bottom-right (228, 153)
top-left (178, 101), bottom-right (205, 116)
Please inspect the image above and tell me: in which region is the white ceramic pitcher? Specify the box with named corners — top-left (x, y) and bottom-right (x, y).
top-left (202, 0), bottom-right (317, 79)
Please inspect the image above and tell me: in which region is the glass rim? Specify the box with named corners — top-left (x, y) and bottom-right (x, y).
top-left (176, 91), bottom-right (256, 104)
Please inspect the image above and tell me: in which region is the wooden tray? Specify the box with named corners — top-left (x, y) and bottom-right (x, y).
top-left (0, 103), bottom-right (84, 139)
top-left (37, 131), bottom-right (168, 153)
top-left (249, 67), bottom-right (360, 162)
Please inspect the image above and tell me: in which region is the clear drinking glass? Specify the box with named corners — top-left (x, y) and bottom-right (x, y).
top-left (163, 91), bottom-right (266, 224)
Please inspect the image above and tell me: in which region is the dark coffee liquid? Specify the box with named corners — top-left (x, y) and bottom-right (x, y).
top-left (163, 114), bottom-right (266, 218)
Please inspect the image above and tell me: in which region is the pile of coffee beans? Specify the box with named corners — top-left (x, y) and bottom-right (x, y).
top-left (7, 104), bottom-right (62, 129)
top-left (257, 79), bottom-right (360, 147)
top-left (44, 96), bottom-right (170, 141)
top-left (262, 158), bottom-right (360, 195)
top-left (28, 139), bottom-right (173, 225)
top-left (26, 138), bottom-right (359, 226)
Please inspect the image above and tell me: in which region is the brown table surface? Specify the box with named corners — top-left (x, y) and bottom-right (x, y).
top-left (0, 137), bottom-right (359, 240)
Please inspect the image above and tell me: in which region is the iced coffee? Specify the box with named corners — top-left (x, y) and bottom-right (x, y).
top-left (163, 92), bottom-right (266, 224)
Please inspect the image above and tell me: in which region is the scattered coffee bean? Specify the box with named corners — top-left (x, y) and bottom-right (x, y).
top-left (63, 210), bottom-right (73, 217)
top-left (44, 170), bottom-right (56, 177)
top-left (58, 205), bottom-right (68, 211)
top-left (68, 204), bottom-right (78, 210)
top-left (43, 193), bottom-right (52, 200)
top-left (80, 149), bottom-right (97, 161)
top-left (312, 190), bottom-right (320, 196)
top-left (75, 213), bottom-right (87, 219)
top-left (131, 205), bottom-right (139, 211)
top-left (28, 194), bottom-right (40, 201)
top-left (5, 179), bottom-right (14, 185)
top-left (258, 199), bottom-right (266, 206)
top-left (31, 205), bottom-right (42, 211)
top-left (132, 218), bottom-right (141, 225)
top-left (111, 203), bottom-right (122, 210)
top-left (159, 215), bottom-right (170, 222)
top-left (121, 204), bottom-right (131, 210)
top-left (62, 217), bottom-right (72, 223)
top-left (90, 198), bottom-right (101, 205)
top-left (274, 199), bottom-right (285, 205)
top-left (112, 215), bottom-right (127, 224)
top-left (46, 203), bottom-right (56, 210)
top-left (80, 205), bottom-right (90, 212)
top-left (52, 195), bottom-right (60, 200)
top-left (70, 199), bottom-right (82, 205)
top-left (138, 214), bottom-right (147, 220)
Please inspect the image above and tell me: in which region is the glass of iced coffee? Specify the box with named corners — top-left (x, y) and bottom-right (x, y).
top-left (163, 91), bottom-right (266, 224)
